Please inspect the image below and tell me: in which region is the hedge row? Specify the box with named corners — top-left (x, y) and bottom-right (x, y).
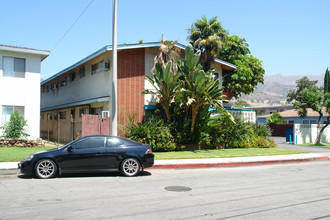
top-left (0, 138), bottom-right (45, 147)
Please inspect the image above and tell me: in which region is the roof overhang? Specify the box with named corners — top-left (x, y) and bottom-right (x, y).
top-left (0, 44), bottom-right (50, 61)
top-left (41, 96), bottom-right (110, 112)
top-left (41, 42), bottom-right (236, 85)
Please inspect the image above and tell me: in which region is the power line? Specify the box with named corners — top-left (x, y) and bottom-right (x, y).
top-left (51, 0), bottom-right (95, 52)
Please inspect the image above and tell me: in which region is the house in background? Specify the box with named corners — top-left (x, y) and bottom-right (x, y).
top-left (40, 42), bottom-right (236, 143)
top-left (244, 104), bottom-right (294, 116)
top-left (0, 45), bottom-right (50, 139)
top-left (257, 108), bottom-right (329, 125)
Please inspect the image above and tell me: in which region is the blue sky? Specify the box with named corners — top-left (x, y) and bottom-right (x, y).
top-left (1, 0), bottom-right (329, 80)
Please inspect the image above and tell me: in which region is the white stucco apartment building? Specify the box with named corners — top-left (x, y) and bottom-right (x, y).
top-left (0, 45), bottom-right (50, 139)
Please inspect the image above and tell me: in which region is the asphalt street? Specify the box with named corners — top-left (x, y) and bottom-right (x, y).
top-left (1, 161), bottom-right (330, 220)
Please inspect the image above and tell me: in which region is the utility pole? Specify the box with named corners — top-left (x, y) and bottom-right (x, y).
top-left (111, 0), bottom-right (118, 136)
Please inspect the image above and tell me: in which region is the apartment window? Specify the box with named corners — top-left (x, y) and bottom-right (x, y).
top-left (47, 113), bottom-right (53, 120)
top-left (310, 120), bottom-right (317, 124)
top-left (79, 108), bottom-right (89, 118)
top-left (71, 72), bottom-right (76, 81)
top-left (60, 77), bottom-right (67, 87)
top-left (59, 111), bottom-right (66, 119)
top-left (79, 66), bottom-right (85, 78)
top-left (3, 57), bottom-right (26, 78)
top-left (71, 109), bottom-right (75, 120)
top-left (91, 63), bottom-right (100, 75)
top-left (1, 106), bottom-right (24, 125)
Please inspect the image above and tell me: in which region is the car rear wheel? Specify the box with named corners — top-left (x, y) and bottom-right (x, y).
top-left (121, 158), bottom-right (140, 177)
top-left (35, 159), bottom-right (57, 179)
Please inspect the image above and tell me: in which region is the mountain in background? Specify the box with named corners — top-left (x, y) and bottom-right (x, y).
top-left (237, 74), bottom-right (324, 106)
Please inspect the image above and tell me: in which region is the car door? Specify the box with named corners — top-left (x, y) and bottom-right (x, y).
top-left (59, 137), bottom-right (106, 172)
top-left (101, 137), bottom-right (125, 169)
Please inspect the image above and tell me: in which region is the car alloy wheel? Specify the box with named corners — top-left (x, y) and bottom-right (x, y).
top-left (35, 159), bottom-right (57, 179)
top-left (121, 158), bottom-right (140, 177)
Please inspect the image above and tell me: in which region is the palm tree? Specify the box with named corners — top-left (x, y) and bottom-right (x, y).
top-left (266, 112), bottom-right (283, 124)
top-left (187, 16), bottom-right (228, 71)
top-left (152, 36), bottom-right (181, 75)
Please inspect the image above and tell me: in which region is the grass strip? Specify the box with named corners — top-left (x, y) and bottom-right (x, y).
top-left (300, 143), bottom-right (330, 148)
top-left (0, 146), bottom-right (59, 162)
top-left (0, 146), bottom-right (307, 162)
top-left (154, 148), bottom-right (307, 160)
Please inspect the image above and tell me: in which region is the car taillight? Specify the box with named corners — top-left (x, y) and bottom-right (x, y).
top-left (145, 149), bottom-right (152, 154)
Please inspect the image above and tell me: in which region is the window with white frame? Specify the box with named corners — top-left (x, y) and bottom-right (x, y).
top-left (3, 56), bottom-right (26, 78)
top-left (1, 106), bottom-right (24, 125)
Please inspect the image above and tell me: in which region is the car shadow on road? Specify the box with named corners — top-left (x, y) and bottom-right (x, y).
top-left (17, 170), bottom-right (152, 179)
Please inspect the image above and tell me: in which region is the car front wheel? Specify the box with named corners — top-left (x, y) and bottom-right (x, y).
top-left (121, 158), bottom-right (140, 177)
top-left (35, 159), bottom-right (57, 179)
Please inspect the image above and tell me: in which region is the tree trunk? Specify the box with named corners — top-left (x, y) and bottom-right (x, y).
top-left (315, 123), bottom-right (329, 145)
top-left (161, 99), bottom-right (171, 122)
top-left (314, 111), bottom-right (323, 144)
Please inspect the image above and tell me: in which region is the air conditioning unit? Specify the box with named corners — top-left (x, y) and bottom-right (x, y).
top-left (101, 111), bottom-right (110, 119)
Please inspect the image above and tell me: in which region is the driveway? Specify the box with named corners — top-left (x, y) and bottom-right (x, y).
top-left (273, 136), bottom-right (330, 155)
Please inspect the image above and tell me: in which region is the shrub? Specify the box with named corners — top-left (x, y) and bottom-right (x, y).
top-left (204, 114), bottom-right (253, 148)
top-left (124, 116), bottom-right (184, 152)
top-left (241, 136), bottom-right (277, 148)
top-left (0, 110), bottom-right (29, 138)
top-left (251, 123), bottom-right (272, 137)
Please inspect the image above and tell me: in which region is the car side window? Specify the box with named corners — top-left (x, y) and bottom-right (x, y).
top-left (72, 137), bottom-right (105, 150)
top-left (107, 138), bottom-right (124, 147)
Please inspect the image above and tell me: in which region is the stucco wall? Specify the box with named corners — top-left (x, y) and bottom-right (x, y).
top-left (41, 52), bottom-right (112, 110)
top-left (294, 124), bottom-right (330, 144)
top-left (0, 51), bottom-right (42, 139)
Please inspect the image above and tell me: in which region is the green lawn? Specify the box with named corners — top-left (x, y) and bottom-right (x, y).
top-left (301, 143), bottom-right (330, 148)
top-left (0, 146), bottom-right (60, 162)
top-left (0, 146), bottom-right (307, 162)
top-left (154, 148), bottom-right (307, 160)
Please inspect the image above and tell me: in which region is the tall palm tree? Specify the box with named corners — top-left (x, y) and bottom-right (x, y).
top-left (187, 16), bottom-right (228, 71)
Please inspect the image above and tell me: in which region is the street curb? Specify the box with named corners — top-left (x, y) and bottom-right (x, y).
top-left (1, 155), bottom-right (329, 170)
top-left (149, 155), bottom-right (329, 169)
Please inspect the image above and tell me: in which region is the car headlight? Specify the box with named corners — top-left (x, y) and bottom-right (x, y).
top-left (23, 155), bottom-right (34, 162)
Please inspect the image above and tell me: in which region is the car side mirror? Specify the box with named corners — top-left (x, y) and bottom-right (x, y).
top-left (67, 146), bottom-right (73, 152)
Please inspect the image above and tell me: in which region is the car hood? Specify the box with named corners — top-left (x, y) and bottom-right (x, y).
top-left (32, 148), bottom-right (61, 156)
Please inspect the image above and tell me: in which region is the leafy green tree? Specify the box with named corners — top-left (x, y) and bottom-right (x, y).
top-left (266, 112), bottom-right (283, 124)
top-left (287, 76), bottom-right (318, 102)
top-left (233, 100), bottom-right (250, 108)
top-left (287, 74), bottom-right (330, 144)
top-left (187, 16), bottom-right (227, 71)
top-left (0, 109), bottom-right (29, 138)
top-left (219, 35), bottom-right (265, 99)
top-left (218, 35), bottom-right (250, 63)
top-left (187, 16), bottom-right (265, 99)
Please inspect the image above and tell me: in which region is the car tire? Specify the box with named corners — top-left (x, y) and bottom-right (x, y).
top-left (121, 158), bottom-right (140, 177)
top-left (35, 159), bottom-right (57, 179)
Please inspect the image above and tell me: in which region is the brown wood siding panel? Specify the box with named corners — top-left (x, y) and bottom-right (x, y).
top-left (118, 48), bottom-right (145, 137)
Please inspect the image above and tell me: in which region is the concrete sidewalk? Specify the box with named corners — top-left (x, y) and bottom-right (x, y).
top-left (1, 153), bottom-right (329, 170)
